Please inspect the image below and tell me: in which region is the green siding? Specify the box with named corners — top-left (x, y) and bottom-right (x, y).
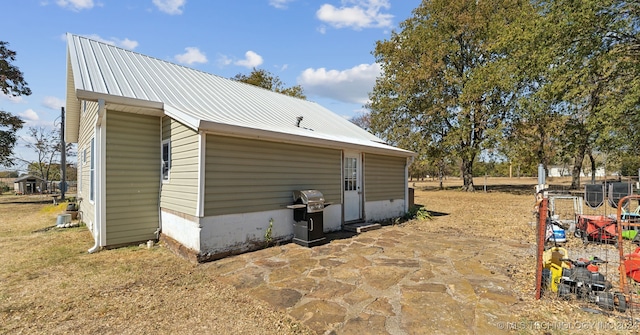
top-left (364, 154), bottom-right (406, 201)
top-left (204, 135), bottom-right (341, 216)
top-left (160, 117), bottom-right (199, 215)
top-left (77, 101), bottom-right (99, 225)
top-left (105, 110), bottom-right (160, 245)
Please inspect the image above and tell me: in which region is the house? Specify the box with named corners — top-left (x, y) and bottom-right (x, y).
top-left (548, 165), bottom-right (606, 178)
top-left (65, 34), bottom-right (414, 262)
top-left (13, 175), bottom-right (46, 194)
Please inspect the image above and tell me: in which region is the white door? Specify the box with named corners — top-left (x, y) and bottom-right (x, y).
top-left (344, 152), bottom-right (362, 222)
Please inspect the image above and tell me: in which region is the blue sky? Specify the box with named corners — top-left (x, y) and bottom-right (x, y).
top-left (1, 0), bottom-right (420, 168)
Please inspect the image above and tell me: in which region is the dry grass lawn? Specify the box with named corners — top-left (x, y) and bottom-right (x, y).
top-left (413, 177), bottom-right (640, 334)
top-left (1, 177), bottom-right (636, 334)
top-left (0, 196), bottom-right (313, 335)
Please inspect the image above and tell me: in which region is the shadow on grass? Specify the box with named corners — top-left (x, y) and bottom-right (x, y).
top-left (417, 182), bottom-right (581, 196)
top-left (417, 184), bottom-right (541, 196)
top-left (0, 199), bottom-right (56, 204)
top-left (426, 210), bottom-right (449, 217)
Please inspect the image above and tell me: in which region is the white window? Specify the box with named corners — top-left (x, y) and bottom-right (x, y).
top-left (90, 138), bottom-right (95, 202)
top-left (162, 140), bottom-right (170, 181)
top-left (344, 157), bottom-right (357, 191)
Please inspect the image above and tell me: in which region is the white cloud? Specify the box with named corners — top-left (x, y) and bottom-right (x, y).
top-left (269, 0), bottom-right (294, 9)
top-left (216, 54), bottom-right (233, 67)
top-left (56, 0), bottom-right (94, 11)
top-left (175, 47), bottom-right (208, 65)
top-left (42, 96), bottom-right (64, 110)
top-left (19, 109), bottom-right (40, 122)
top-left (83, 34), bottom-right (139, 50)
top-left (153, 0), bottom-right (186, 15)
top-left (1, 94), bottom-right (25, 104)
top-left (298, 63), bottom-right (381, 104)
top-left (118, 38), bottom-right (139, 50)
top-left (234, 51), bottom-right (264, 68)
top-left (316, 0), bottom-right (393, 30)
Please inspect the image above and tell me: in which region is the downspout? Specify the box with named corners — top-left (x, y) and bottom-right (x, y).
top-left (155, 173), bottom-right (162, 241)
top-left (156, 117), bottom-right (164, 240)
top-left (88, 99), bottom-right (106, 253)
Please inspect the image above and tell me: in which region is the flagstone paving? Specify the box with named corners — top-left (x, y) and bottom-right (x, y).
top-left (205, 225), bottom-right (529, 334)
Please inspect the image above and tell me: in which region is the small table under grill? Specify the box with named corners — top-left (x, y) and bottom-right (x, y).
top-left (287, 190), bottom-right (328, 247)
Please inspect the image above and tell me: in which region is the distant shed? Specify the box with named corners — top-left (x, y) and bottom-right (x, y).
top-left (14, 175), bottom-right (46, 194)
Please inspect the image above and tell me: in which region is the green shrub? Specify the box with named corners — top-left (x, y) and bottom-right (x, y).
top-left (405, 205), bottom-right (432, 221)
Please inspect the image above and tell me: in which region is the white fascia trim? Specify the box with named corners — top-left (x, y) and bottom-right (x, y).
top-left (196, 131), bottom-right (206, 217)
top-left (163, 104), bottom-right (201, 131)
top-left (199, 120), bottom-right (415, 158)
top-left (75, 90), bottom-right (164, 110)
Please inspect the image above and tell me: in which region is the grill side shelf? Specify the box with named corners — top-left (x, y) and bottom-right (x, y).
top-left (287, 204), bottom-right (307, 209)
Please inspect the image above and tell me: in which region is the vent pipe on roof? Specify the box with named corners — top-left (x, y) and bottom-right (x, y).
top-left (296, 116), bottom-right (303, 127)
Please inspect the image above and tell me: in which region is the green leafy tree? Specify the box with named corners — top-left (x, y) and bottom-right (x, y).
top-left (233, 68), bottom-right (306, 99)
top-left (0, 170), bottom-right (18, 178)
top-left (1, 41), bottom-right (31, 97)
top-left (501, 96), bottom-right (567, 177)
top-left (0, 41), bottom-right (29, 167)
top-left (0, 112), bottom-right (24, 167)
top-left (523, 0), bottom-right (640, 188)
top-left (368, 0), bottom-right (530, 191)
top-left (620, 155), bottom-right (640, 176)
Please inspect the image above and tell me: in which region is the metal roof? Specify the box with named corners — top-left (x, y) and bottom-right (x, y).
top-left (13, 175), bottom-right (46, 183)
top-left (66, 33), bottom-right (413, 156)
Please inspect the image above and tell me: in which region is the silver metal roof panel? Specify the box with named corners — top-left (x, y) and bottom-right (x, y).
top-left (66, 33), bottom-right (413, 156)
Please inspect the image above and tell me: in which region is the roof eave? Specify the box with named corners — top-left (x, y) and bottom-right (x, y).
top-left (75, 90), bottom-right (164, 110)
top-left (199, 120), bottom-right (415, 157)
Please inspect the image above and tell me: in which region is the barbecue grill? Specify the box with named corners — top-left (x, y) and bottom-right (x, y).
top-left (287, 190), bottom-right (328, 247)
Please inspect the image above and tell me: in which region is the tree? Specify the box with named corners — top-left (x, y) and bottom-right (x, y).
top-left (233, 68), bottom-right (306, 99)
top-left (0, 112), bottom-right (24, 167)
top-left (350, 112), bottom-right (371, 131)
top-left (0, 41), bottom-right (30, 167)
top-left (0, 170), bottom-right (18, 178)
top-left (22, 127), bottom-right (74, 185)
top-left (500, 96), bottom-right (568, 177)
top-left (522, 0), bottom-right (640, 188)
top-left (368, 0), bottom-right (529, 191)
top-left (1, 41), bottom-right (31, 97)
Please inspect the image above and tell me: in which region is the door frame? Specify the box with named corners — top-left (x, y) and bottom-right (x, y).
top-left (343, 151), bottom-right (363, 222)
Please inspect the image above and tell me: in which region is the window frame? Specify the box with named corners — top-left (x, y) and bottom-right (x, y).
top-left (162, 140), bottom-right (171, 182)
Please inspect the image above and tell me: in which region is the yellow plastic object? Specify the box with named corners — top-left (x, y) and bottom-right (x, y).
top-left (543, 247), bottom-right (570, 292)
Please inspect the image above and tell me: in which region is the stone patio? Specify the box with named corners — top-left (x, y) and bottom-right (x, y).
top-left (205, 224), bottom-right (527, 334)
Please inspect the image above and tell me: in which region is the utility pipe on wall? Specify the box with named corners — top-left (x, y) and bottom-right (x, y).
top-left (60, 107), bottom-right (66, 201)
